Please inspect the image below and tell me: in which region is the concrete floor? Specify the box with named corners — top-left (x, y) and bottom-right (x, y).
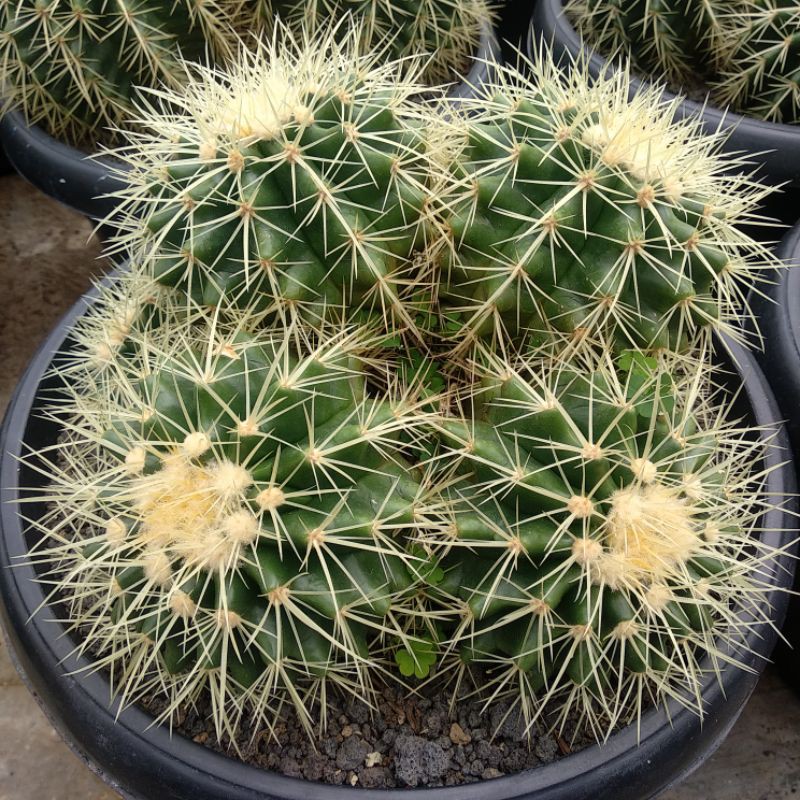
top-left (0, 175), bottom-right (798, 799)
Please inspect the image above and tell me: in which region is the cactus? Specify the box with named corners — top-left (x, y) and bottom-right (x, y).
top-left (32, 297), bottom-right (439, 737)
top-left (566, 0), bottom-right (728, 86)
top-left (106, 23), bottom-right (445, 335)
top-left (713, 1), bottom-right (800, 124)
top-left (17, 25), bottom-right (791, 751)
top-left (274, 0), bottom-right (494, 86)
top-left (426, 345), bottom-right (783, 736)
top-left (435, 55), bottom-right (776, 355)
top-left (0, 0), bottom-right (246, 144)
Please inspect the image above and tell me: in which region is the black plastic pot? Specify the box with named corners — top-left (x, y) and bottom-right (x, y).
top-left (0, 276), bottom-right (796, 800)
top-left (529, 0), bottom-right (800, 195)
top-left (0, 110), bottom-right (127, 223)
top-left (0, 23), bottom-right (499, 225)
top-left (750, 222), bottom-right (800, 688)
top-left (754, 223), bottom-right (800, 451)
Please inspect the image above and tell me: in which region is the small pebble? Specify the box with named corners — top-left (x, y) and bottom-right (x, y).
top-left (449, 722), bottom-right (472, 746)
top-left (483, 767), bottom-right (504, 780)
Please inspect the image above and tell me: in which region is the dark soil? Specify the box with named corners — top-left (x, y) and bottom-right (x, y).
top-left (143, 678), bottom-right (596, 788)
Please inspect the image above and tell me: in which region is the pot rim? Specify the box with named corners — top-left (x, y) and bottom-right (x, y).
top-left (775, 224), bottom-right (800, 345)
top-left (0, 273), bottom-right (796, 800)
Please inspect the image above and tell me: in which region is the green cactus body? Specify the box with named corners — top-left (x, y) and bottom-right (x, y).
top-left (431, 348), bottom-right (773, 732)
top-left (567, 0), bottom-right (728, 85)
top-left (0, 0), bottom-right (239, 143)
top-left (276, 0), bottom-right (493, 85)
top-left (110, 28), bottom-right (440, 333)
top-left (437, 59), bottom-right (773, 354)
top-left (714, 1), bottom-right (800, 124)
top-left (37, 304), bottom-right (435, 734)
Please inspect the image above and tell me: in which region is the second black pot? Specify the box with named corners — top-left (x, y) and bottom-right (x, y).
top-left (750, 222), bottom-right (800, 688)
top-left (529, 0), bottom-right (800, 197)
top-left (0, 272), bottom-right (797, 800)
top-left (0, 110), bottom-right (126, 223)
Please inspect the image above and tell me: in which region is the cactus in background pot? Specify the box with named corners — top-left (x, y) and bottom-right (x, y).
top-left (0, 0), bottom-right (250, 144)
top-left (567, 0), bottom-right (800, 125)
top-left (714, 1), bottom-right (800, 124)
top-left (31, 297), bottom-right (440, 738)
top-left (425, 344), bottom-right (785, 737)
top-left (565, 0), bottom-right (728, 86)
top-left (275, 0), bottom-right (495, 86)
top-left (434, 55), bottom-right (777, 355)
top-left (106, 23), bottom-right (446, 335)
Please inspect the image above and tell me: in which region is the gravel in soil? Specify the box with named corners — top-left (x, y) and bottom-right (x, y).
top-left (143, 678), bottom-right (597, 788)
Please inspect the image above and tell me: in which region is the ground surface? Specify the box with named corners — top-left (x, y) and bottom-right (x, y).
top-left (0, 175), bottom-right (798, 799)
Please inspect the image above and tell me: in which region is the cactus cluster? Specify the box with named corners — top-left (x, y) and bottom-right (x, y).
top-left (568, 0), bottom-right (800, 124)
top-left (26, 26), bottom-right (788, 752)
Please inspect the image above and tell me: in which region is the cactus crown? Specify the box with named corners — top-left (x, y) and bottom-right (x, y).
top-left (0, 0), bottom-right (248, 143)
top-left (434, 53), bottom-right (777, 356)
top-left (106, 22), bottom-right (447, 335)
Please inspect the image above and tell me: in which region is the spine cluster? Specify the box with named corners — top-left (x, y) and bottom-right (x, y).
top-left (28, 22), bottom-right (790, 746)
